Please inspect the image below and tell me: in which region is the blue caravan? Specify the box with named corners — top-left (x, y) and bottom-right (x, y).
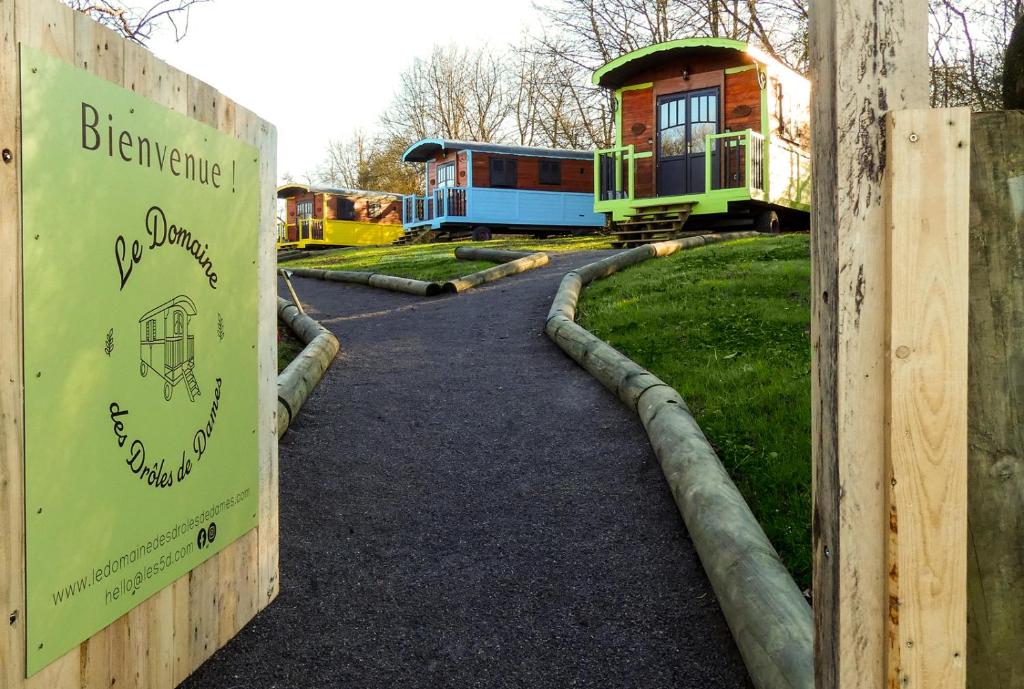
top-left (400, 139), bottom-right (605, 241)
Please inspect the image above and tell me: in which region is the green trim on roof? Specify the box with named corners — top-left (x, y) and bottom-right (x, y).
top-left (592, 37), bottom-right (750, 87)
top-left (615, 81), bottom-right (654, 93)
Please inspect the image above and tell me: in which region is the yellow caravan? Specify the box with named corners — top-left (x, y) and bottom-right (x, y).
top-left (277, 184), bottom-right (406, 249)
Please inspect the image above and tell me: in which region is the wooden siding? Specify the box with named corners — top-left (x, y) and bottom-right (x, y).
top-left (426, 150), bottom-right (465, 191)
top-left (423, 149), bottom-right (591, 195)
top-left (622, 49), bottom-right (755, 86)
top-left (473, 152), bottom-right (592, 193)
top-left (725, 68), bottom-right (761, 131)
top-left (618, 52), bottom-right (765, 200)
top-left (285, 193), bottom-right (402, 226)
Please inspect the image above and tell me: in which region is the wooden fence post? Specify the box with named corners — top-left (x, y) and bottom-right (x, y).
top-left (809, 1), bottom-right (931, 687)
top-left (966, 111), bottom-right (1024, 689)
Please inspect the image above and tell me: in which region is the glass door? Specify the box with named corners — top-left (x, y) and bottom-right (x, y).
top-left (656, 87), bottom-right (720, 196)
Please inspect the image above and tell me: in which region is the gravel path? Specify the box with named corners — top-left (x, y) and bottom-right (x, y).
top-left (182, 252), bottom-right (752, 689)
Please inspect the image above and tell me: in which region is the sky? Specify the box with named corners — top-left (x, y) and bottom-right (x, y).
top-left (147, 0), bottom-right (539, 183)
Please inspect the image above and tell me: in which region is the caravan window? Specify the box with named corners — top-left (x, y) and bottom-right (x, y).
top-left (296, 199), bottom-right (313, 218)
top-left (436, 162), bottom-right (456, 188)
top-left (336, 197), bottom-right (355, 220)
top-left (490, 158), bottom-right (517, 188)
top-left (539, 160), bottom-right (561, 185)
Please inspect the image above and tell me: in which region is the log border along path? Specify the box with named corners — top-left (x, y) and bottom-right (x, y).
top-left (180, 250), bottom-right (754, 689)
top-left (546, 232), bottom-right (812, 689)
top-left (286, 247), bottom-right (549, 297)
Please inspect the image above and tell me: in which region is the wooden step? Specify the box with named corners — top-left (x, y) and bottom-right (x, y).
top-left (617, 217), bottom-right (689, 227)
top-left (610, 228), bottom-right (684, 236)
top-left (628, 203), bottom-right (695, 216)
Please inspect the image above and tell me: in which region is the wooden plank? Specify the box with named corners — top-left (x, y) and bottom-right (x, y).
top-left (79, 621), bottom-right (112, 688)
top-left (217, 530), bottom-right (258, 647)
top-left (187, 75), bottom-right (220, 128)
top-left (144, 588), bottom-right (175, 688)
top-left (808, 1), bottom-right (930, 688)
top-left (170, 576), bottom-right (191, 686)
top-left (884, 107), bottom-right (969, 689)
top-left (0, 0), bottom-right (25, 685)
top-left (72, 10), bottom-right (123, 82)
top-left (237, 102), bottom-right (281, 611)
top-left (966, 111), bottom-right (1024, 689)
top-left (15, 0), bottom-right (73, 62)
top-left (187, 557), bottom-right (220, 670)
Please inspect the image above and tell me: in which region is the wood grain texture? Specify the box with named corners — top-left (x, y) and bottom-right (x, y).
top-left (0, 0), bottom-right (26, 684)
top-left (966, 111), bottom-right (1024, 689)
top-left (809, 1), bottom-right (930, 688)
top-left (72, 9), bottom-right (122, 81)
top-left (0, 1), bottom-right (278, 687)
top-left (884, 107), bottom-right (969, 689)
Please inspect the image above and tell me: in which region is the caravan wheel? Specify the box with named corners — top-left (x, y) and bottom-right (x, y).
top-left (164, 382), bottom-right (172, 401)
top-left (140, 361), bottom-right (148, 377)
top-left (754, 210), bottom-right (781, 234)
top-left (471, 226), bottom-right (492, 242)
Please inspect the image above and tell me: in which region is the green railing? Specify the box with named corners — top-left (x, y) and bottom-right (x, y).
top-left (594, 129), bottom-right (767, 205)
top-left (595, 144), bottom-right (636, 201)
top-left (707, 129), bottom-right (765, 193)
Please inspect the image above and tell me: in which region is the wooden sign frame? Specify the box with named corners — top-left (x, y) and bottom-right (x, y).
top-left (0, 1), bottom-right (279, 687)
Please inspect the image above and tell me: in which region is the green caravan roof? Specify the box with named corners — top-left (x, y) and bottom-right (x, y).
top-left (593, 37), bottom-right (770, 89)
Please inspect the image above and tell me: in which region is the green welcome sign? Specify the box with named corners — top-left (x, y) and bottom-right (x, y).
top-left (20, 47), bottom-right (260, 674)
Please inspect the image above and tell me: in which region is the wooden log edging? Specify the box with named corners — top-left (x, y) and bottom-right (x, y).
top-left (444, 248), bottom-right (550, 294)
top-left (286, 266), bottom-right (442, 296)
top-left (277, 249), bottom-right (303, 262)
top-left (544, 231), bottom-right (814, 689)
top-left (277, 296), bottom-right (340, 438)
top-left (285, 249), bottom-right (552, 297)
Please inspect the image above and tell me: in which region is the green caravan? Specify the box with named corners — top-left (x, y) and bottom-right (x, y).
top-left (592, 38), bottom-right (811, 246)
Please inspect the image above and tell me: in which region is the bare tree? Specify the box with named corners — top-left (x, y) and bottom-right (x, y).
top-left (311, 131), bottom-right (421, 196)
top-left (929, 0), bottom-right (1023, 109)
top-left (533, 0), bottom-right (808, 73)
top-left (511, 39), bottom-right (612, 148)
top-left (380, 44), bottom-right (514, 144)
top-left (63, 0), bottom-right (210, 43)
top-left (1005, 12), bottom-right (1024, 108)
top-left (315, 130), bottom-right (372, 190)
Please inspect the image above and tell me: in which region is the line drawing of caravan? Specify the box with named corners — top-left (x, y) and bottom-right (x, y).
top-left (139, 295), bottom-right (201, 402)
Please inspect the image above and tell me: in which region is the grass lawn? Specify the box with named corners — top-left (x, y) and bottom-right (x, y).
top-left (576, 234), bottom-right (812, 587)
top-left (278, 323), bottom-right (304, 373)
top-left (280, 234), bottom-right (616, 283)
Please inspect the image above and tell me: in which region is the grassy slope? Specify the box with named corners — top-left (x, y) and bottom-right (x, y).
top-left (577, 234), bottom-right (812, 587)
top-left (278, 323), bottom-right (304, 373)
top-left (280, 235), bottom-right (616, 283)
